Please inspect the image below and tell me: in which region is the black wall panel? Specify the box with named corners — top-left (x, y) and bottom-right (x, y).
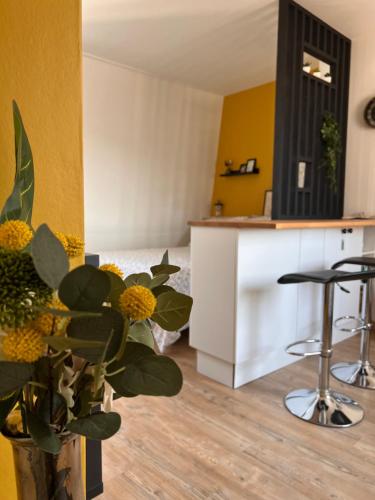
top-left (272, 0), bottom-right (351, 219)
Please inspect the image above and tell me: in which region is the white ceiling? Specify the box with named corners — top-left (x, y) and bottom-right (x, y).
top-left (83, 0), bottom-right (374, 96)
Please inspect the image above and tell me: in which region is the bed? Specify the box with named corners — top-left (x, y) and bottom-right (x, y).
top-left (98, 246), bottom-right (191, 350)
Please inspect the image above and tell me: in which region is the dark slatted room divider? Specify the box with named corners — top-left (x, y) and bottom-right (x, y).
top-left (272, 0), bottom-right (351, 219)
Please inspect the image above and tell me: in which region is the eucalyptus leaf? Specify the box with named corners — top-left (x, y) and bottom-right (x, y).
top-left (36, 307), bottom-right (102, 318)
top-left (0, 362), bottom-right (34, 396)
top-left (27, 411), bottom-right (61, 455)
top-left (128, 322), bottom-right (154, 349)
top-left (0, 392), bottom-right (19, 430)
top-left (152, 292), bottom-right (193, 331)
top-left (152, 285), bottom-right (174, 297)
top-left (67, 307), bottom-right (124, 362)
top-left (0, 101), bottom-right (34, 224)
top-left (107, 354), bottom-right (183, 397)
top-left (105, 270), bottom-right (126, 306)
top-left (149, 274), bottom-right (169, 289)
top-left (124, 273), bottom-right (151, 288)
top-left (150, 264), bottom-right (180, 277)
top-left (31, 224), bottom-right (69, 289)
top-left (59, 265), bottom-right (110, 311)
top-left (161, 250), bottom-right (169, 265)
top-left (37, 392), bottom-right (67, 425)
top-left (66, 412), bottom-right (121, 440)
top-left (43, 336), bottom-right (105, 352)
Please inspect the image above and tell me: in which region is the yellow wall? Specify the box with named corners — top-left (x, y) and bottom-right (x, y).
top-left (0, 1), bottom-right (83, 497)
top-left (211, 81), bottom-right (275, 216)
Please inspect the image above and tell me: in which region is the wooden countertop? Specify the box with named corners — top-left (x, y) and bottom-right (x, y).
top-left (189, 218), bottom-right (375, 230)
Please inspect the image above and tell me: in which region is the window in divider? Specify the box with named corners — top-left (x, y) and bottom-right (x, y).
top-left (303, 51), bottom-right (332, 83)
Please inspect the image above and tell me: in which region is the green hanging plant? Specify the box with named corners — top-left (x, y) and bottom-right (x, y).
top-left (320, 111), bottom-right (342, 192)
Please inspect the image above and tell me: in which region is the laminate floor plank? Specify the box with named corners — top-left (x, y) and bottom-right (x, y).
top-left (98, 334), bottom-right (375, 499)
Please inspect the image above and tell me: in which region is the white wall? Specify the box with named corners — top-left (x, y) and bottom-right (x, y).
top-left (83, 55), bottom-right (222, 251)
top-left (345, 33), bottom-right (375, 217)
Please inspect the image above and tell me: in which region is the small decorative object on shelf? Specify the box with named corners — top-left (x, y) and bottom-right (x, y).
top-left (224, 159), bottom-right (233, 174)
top-left (0, 102), bottom-right (193, 500)
top-left (364, 97), bottom-right (375, 127)
top-left (246, 158), bottom-right (256, 173)
top-left (321, 111), bottom-right (342, 192)
top-left (303, 61), bottom-right (311, 73)
top-left (324, 72), bottom-right (332, 83)
top-left (214, 200), bottom-right (224, 217)
top-left (240, 163), bottom-right (247, 173)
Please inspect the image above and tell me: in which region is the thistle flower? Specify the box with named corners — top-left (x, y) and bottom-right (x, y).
top-left (99, 263), bottom-right (124, 278)
top-left (2, 326), bottom-right (45, 363)
top-left (119, 285), bottom-right (156, 321)
top-left (65, 234), bottom-right (84, 258)
top-left (0, 249), bottom-right (52, 328)
top-left (0, 220), bottom-right (33, 251)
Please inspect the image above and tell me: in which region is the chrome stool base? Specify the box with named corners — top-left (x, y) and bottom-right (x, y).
top-left (331, 361), bottom-right (375, 389)
top-left (284, 388), bottom-right (364, 427)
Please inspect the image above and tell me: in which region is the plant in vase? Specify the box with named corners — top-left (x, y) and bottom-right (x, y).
top-left (0, 102), bottom-right (193, 500)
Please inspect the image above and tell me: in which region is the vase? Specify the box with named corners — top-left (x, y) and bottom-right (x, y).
top-left (8, 432), bottom-right (84, 500)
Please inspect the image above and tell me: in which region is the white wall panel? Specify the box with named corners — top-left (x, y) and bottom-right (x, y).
top-left (83, 55), bottom-right (223, 251)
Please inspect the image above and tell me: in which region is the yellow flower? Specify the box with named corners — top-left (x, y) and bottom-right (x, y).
top-left (65, 234), bottom-right (84, 258)
top-left (54, 231), bottom-right (68, 251)
top-left (99, 263), bottom-right (124, 278)
top-left (0, 220), bottom-right (33, 251)
top-left (5, 410), bottom-right (24, 435)
top-left (119, 285), bottom-right (156, 321)
top-left (2, 327), bottom-right (45, 363)
top-left (32, 297), bottom-right (69, 335)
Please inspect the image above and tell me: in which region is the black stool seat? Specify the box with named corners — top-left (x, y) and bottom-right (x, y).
top-left (278, 269), bottom-right (375, 285)
top-left (332, 255), bottom-right (375, 269)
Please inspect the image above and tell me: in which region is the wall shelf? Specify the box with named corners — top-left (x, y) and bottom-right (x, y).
top-left (220, 167), bottom-right (260, 177)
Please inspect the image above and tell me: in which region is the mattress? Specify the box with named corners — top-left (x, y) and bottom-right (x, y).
top-left (98, 246), bottom-right (190, 350)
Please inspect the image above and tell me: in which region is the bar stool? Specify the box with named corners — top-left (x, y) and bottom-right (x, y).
top-left (331, 256), bottom-right (375, 389)
top-left (278, 268), bottom-right (375, 427)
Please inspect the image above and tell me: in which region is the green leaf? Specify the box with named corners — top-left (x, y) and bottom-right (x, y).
top-left (152, 292), bottom-right (193, 331)
top-left (105, 271), bottom-right (126, 306)
top-left (150, 264), bottom-right (180, 277)
top-left (66, 412), bottom-right (121, 440)
top-left (31, 224), bottom-right (69, 289)
top-left (27, 411), bottom-right (61, 454)
top-left (0, 392), bottom-right (19, 430)
top-left (149, 274), bottom-right (169, 289)
top-left (128, 322), bottom-right (154, 349)
top-left (37, 392), bottom-right (67, 425)
top-left (107, 353), bottom-right (183, 397)
top-left (161, 250), bottom-right (169, 265)
top-left (36, 307), bottom-right (102, 318)
top-left (67, 307), bottom-right (124, 362)
top-left (0, 101), bottom-right (34, 224)
top-left (124, 273), bottom-right (151, 288)
top-left (152, 285), bottom-right (174, 297)
top-left (0, 362), bottom-right (34, 396)
top-left (59, 265), bottom-right (110, 311)
top-left (43, 336), bottom-right (105, 352)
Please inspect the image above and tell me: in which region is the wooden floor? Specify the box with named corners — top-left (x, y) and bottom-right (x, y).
top-left (98, 334), bottom-right (375, 499)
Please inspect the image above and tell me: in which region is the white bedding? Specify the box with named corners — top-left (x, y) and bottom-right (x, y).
top-left (98, 247), bottom-right (190, 350)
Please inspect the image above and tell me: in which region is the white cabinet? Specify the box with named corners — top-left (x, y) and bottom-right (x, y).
top-left (190, 225), bottom-right (364, 388)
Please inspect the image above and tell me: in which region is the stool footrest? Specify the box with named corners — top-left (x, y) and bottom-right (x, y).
top-left (285, 338), bottom-right (322, 357)
top-left (334, 316), bottom-right (368, 333)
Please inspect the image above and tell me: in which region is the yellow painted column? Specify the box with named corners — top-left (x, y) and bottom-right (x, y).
top-left (0, 1), bottom-right (83, 497)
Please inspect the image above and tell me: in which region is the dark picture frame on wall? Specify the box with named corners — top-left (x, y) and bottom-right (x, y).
top-left (246, 158), bottom-right (256, 173)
